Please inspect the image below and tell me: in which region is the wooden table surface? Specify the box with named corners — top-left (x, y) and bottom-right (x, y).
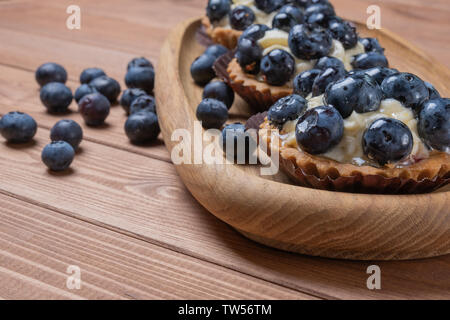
top-left (0, 0), bottom-right (449, 300)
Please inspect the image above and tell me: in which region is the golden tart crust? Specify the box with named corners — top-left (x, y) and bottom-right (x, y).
top-left (201, 16), bottom-right (242, 49)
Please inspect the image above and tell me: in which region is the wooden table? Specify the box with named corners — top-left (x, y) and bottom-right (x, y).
top-left (0, 0), bottom-right (448, 300)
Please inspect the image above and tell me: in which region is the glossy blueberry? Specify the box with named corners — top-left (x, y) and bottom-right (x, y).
top-left (50, 119), bottom-right (83, 150)
top-left (236, 37), bottom-right (263, 75)
top-left (206, 0), bottom-right (231, 22)
top-left (41, 141), bottom-right (75, 172)
top-left (328, 19), bottom-right (357, 49)
top-left (196, 98), bottom-right (229, 129)
top-left (229, 6), bottom-right (255, 31)
top-left (127, 57), bottom-right (154, 71)
top-left (129, 95), bottom-right (156, 115)
top-left (221, 123), bottom-right (255, 162)
top-left (288, 24), bottom-right (333, 60)
top-left (418, 98), bottom-right (449, 152)
top-left (311, 67), bottom-right (346, 97)
top-left (295, 105), bottom-right (344, 154)
top-left (254, 0), bottom-right (286, 13)
top-left (79, 68), bottom-right (106, 84)
top-left (125, 67), bottom-right (155, 94)
top-left (203, 81), bottom-right (235, 109)
top-left (74, 84), bottom-right (97, 103)
top-left (360, 37), bottom-right (385, 54)
top-left (190, 54), bottom-right (216, 86)
top-left (304, 3), bottom-right (335, 26)
top-left (240, 24), bottom-right (269, 41)
top-left (314, 56), bottom-right (345, 72)
top-left (424, 82), bottom-right (441, 100)
top-left (40, 82), bottom-right (73, 113)
top-left (293, 69), bottom-right (321, 97)
top-left (268, 94), bottom-right (307, 125)
top-left (120, 88), bottom-right (147, 115)
top-left (0, 112), bottom-right (37, 143)
top-left (204, 44), bottom-right (228, 59)
top-left (363, 118), bottom-right (413, 165)
top-left (125, 111), bottom-right (160, 144)
top-left (272, 12), bottom-right (299, 32)
top-left (78, 93), bottom-right (110, 126)
top-left (349, 67), bottom-right (399, 86)
top-left (351, 52), bottom-right (389, 69)
top-left (261, 49), bottom-right (295, 86)
top-left (279, 4), bottom-right (304, 22)
top-left (325, 75), bottom-right (382, 118)
top-left (89, 76), bottom-right (121, 103)
top-left (381, 73), bottom-right (429, 110)
top-left (35, 62), bottom-right (67, 87)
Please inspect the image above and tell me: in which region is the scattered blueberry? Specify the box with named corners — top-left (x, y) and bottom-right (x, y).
top-left (89, 76), bottom-right (121, 103)
top-left (80, 68), bottom-right (106, 84)
top-left (125, 67), bottom-right (155, 94)
top-left (424, 82), bottom-right (441, 100)
top-left (236, 37), bottom-right (263, 75)
top-left (381, 73), bottom-right (429, 110)
top-left (78, 93), bottom-right (111, 126)
top-left (288, 24), bottom-right (333, 60)
top-left (35, 62), bottom-right (67, 87)
top-left (41, 141), bottom-right (75, 172)
top-left (240, 24), bottom-right (269, 41)
top-left (0, 112), bottom-right (37, 143)
top-left (229, 5), bottom-right (255, 31)
top-left (293, 69), bottom-right (321, 97)
top-left (260, 49), bottom-right (295, 86)
top-left (196, 98), bottom-right (228, 129)
top-left (221, 123), bottom-right (256, 162)
top-left (268, 94), bottom-right (307, 126)
top-left (129, 95), bottom-right (156, 115)
top-left (204, 44), bottom-right (228, 59)
top-left (206, 0), bottom-right (231, 22)
top-left (190, 54), bottom-right (216, 86)
top-left (328, 19), bottom-right (358, 49)
top-left (304, 3), bottom-right (335, 26)
top-left (295, 105), bottom-right (344, 154)
top-left (74, 84), bottom-right (97, 103)
top-left (311, 67), bottom-right (346, 97)
top-left (272, 12), bottom-right (301, 32)
top-left (315, 56), bottom-right (345, 72)
top-left (351, 52), bottom-right (389, 69)
top-left (120, 88), bottom-right (147, 115)
top-left (40, 82), bottom-right (73, 113)
top-left (360, 37), bottom-right (385, 54)
top-left (279, 4), bottom-right (304, 23)
top-left (50, 119), bottom-right (83, 151)
top-left (418, 98), bottom-right (449, 152)
top-left (203, 81), bottom-right (235, 109)
top-left (349, 67), bottom-right (399, 86)
top-left (125, 111), bottom-right (160, 144)
top-left (363, 118), bottom-right (413, 165)
top-left (127, 57), bottom-right (154, 71)
top-left (254, 0), bottom-right (286, 13)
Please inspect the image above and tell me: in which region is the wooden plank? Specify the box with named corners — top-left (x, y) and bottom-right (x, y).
top-left (0, 193), bottom-right (310, 300)
top-left (0, 127), bottom-right (448, 299)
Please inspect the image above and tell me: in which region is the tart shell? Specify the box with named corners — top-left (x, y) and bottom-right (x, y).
top-left (201, 16), bottom-right (242, 49)
top-left (260, 121), bottom-right (450, 194)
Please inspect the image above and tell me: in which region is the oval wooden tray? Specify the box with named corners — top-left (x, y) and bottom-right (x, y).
top-left (155, 17), bottom-right (450, 260)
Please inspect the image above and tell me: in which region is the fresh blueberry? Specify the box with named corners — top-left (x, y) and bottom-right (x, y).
top-left (260, 49), bottom-right (296, 86)
top-left (293, 69), bottom-right (321, 97)
top-left (41, 141), bottom-right (75, 172)
top-left (268, 94), bottom-right (307, 125)
top-left (204, 44), bottom-right (228, 59)
top-left (254, 0), bottom-right (286, 13)
top-left (236, 37), bottom-right (263, 75)
top-left (311, 67), bottom-right (346, 97)
top-left (288, 24), bottom-right (333, 60)
top-left (325, 75), bottom-right (382, 118)
top-left (351, 52), bottom-right (389, 69)
top-left (221, 123), bottom-right (256, 162)
top-left (78, 93), bottom-right (111, 126)
top-left (279, 4), bottom-right (304, 23)
top-left (360, 37), bottom-right (385, 54)
top-left (79, 68), bottom-right (106, 84)
top-left (272, 12), bottom-right (299, 32)
top-left (206, 0), bottom-right (231, 22)
top-left (40, 82), bottom-right (73, 113)
top-left (196, 98), bottom-right (229, 129)
top-left (295, 105), bottom-right (344, 154)
top-left (120, 88), bottom-right (147, 115)
top-left (203, 81), bottom-right (235, 109)
top-left (50, 119), bottom-right (83, 150)
top-left (418, 98), bottom-right (449, 152)
top-left (328, 19), bottom-right (358, 49)
top-left (381, 73), bottom-right (429, 110)
top-left (229, 6), bottom-right (255, 31)
top-left (315, 56), bottom-right (345, 72)
top-left (35, 62), bottom-right (67, 87)
top-left (190, 54), bottom-right (216, 86)
top-left (0, 112), bottom-right (37, 143)
top-left (125, 67), bottom-right (155, 94)
top-left (74, 84), bottom-right (97, 103)
top-left (125, 111), bottom-right (160, 144)
top-left (424, 82), bottom-right (441, 100)
top-left (349, 67), bottom-right (399, 86)
top-left (89, 76), bottom-right (121, 103)
top-left (240, 24), bottom-right (269, 41)
top-left (127, 57), bottom-right (154, 71)
top-left (304, 3), bottom-right (335, 26)
top-left (363, 118), bottom-right (413, 165)
top-left (129, 95), bottom-right (156, 115)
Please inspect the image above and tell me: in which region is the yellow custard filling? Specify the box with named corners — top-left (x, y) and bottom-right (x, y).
top-left (280, 95), bottom-right (430, 166)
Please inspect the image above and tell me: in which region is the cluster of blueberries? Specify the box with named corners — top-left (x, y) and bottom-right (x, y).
top-left (0, 57), bottom-right (159, 172)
